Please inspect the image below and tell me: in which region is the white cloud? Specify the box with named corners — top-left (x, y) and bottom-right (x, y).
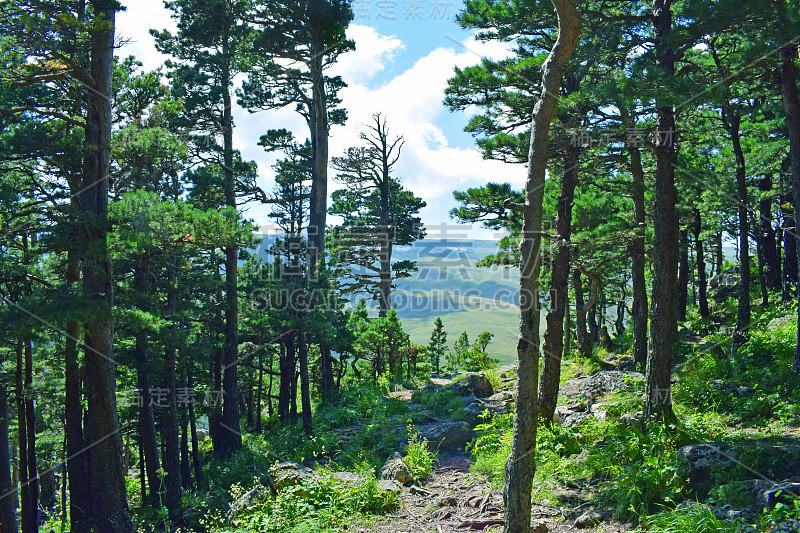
top-left (331, 25), bottom-right (405, 85)
top-left (117, 4), bottom-right (524, 239)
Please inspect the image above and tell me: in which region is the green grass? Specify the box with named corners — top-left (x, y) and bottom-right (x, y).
top-left (637, 505), bottom-right (746, 533)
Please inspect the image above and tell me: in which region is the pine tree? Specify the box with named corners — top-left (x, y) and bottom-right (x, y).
top-left (428, 317), bottom-right (447, 374)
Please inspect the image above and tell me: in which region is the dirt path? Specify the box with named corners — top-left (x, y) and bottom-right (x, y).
top-left (361, 450), bottom-right (632, 533)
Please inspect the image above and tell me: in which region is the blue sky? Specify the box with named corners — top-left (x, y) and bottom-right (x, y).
top-left (117, 0), bottom-right (526, 239)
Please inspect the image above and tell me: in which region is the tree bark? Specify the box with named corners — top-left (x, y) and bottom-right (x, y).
top-left (777, 20), bottom-right (800, 372)
top-left (502, 1), bottom-right (580, 531)
top-left (16, 341), bottom-right (33, 533)
top-left (65, 238), bottom-right (89, 533)
top-left (759, 175), bottom-right (781, 290)
top-left (0, 382), bottom-right (16, 533)
top-left (309, 36), bottom-right (329, 275)
top-left (678, 229), bottom-right (689, 322)
top-left (132, 264), bottom-right (161, 506)
top-left (298, 329), bottom-right (313, 435)
top-left (320, 344), bottom-right (335, 405)
top-left (218, 57), bottom-right (242, 457)
top-left (694, 209), bottom-right (710, 318)
top-left (619, 104), bottom-right (648, 366)
top-left (161, 312), bottom-right (182, 523)
top-left (539, 139), bottom-right (579, 423)
top-left (81, 2), bottom-right (132, 525)
top-left (180, 421), bottom-right (191, 490)
top-left (644, 0), bottom-right (678, 425)
top-left (728, 113), bottom-right (751, 352)
top-left (186, 361), bottom-right (202, 486)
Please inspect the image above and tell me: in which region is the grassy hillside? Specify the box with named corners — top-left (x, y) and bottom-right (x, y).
top-left (391, 240), bottom-right (521, 365)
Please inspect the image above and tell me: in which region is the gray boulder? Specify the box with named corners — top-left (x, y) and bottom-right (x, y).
top-left (579, 371), bottom-right (644, 403)
top-left (574, 510), bottom-right (604, 529)
top-left (417, 420), bottom-right (473, 451)
top-left (460, 373), bottom-right (494, 398)
top-left (380, 452), bottom-right (413, 486)
top-left (553, 405), bottom-right (592, 427)
top-left (269, 461), bottom-right (317, 491)
top-left (378, 479), bottom-right (402, 493)
top-left (677, 443), bottom-right (737, 495)
top-left (227, 485), bottom-right (268, 520)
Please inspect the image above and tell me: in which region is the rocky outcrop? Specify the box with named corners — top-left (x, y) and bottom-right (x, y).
top-left (380, 452), bottom-right (413, 486)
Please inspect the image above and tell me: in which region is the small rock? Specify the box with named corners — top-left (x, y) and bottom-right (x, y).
top-left (377, 479), bottom-right (402, 493)
top-left (590, 403), bottom-right (607, 422)
top-left (620, 413), bottom-right (641, 426)
top-left (553, 406), bottom-right (592, 427)
top-left (380, 452), bottom-right (414, 486)
top-left (410, 485), bottom-right (432, 496)
top-left (334, 471), bottom-right (362, 485)
top-left (530, 522), bottom-right (549, 533)
top-left (574, 510), bottom-right (604, 529)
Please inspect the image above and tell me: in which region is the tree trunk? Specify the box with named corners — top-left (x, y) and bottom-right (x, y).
top-left (309, 37), bottom-right (329, 275)
top-left (279, 339), bottom-right (293, 423)
top-left (782, 158), bottom-right (798, 301)
top-left (180, 421), bottom-right (191, 490)
top-left (319, 344), bottom-right (335, 405)
top-left (81, 3), bottom-right (132, 530)
top-left (759, 175), bottom-right (781, 290)
top-left (16, 341), bottom-right (33, 533)
top-left (728, 113), bottom-right (751, 352)
top-left (678, 229), bottom-right (689, 322)
top-left (256, 350), bottom-right (263, 433)
top-left (298, 329), bottom-right (313, 435)
top-left (65, 251), bottom-right (89, 532)
top-left (161, 333), bottom-right (182, 522)
top-left (694, 209), bottom-right (710, 318)
top-left (186, 361), bottom-right (202, 486)
top-left (502, 1), bottom-right (580, 531)
top-left (219, 63), bottom-right (242, 458)
top-left (628, 134), bottom-right (649, 365)
top-left (777, 21), bottom-right (800, 372)
top-left (133, 263), bottom-right (161, 507)
top-left (0, 382), bottom-right (16, 533)
top-left (644, 0), bottom-right (678, 425)
top-left (539, 139), bottom-right (579, 424)
top-left (573, 267), bottom-right (591, 357)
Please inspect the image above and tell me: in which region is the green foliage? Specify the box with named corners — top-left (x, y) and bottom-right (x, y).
top-left (468, 413), bottom-right (512, 484)
top-left (202, 468), bottom-right (398, 533)
top-left (637, 505), bottom-right (745, 533)
top-left (447, 331), bottom-right (498, 372)
top-left (404, 425), bottom-right (436, 481)
top-left (759, 496), bottom-right (800, 532)
top-left (428, 317), bottom-right (447, 374)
